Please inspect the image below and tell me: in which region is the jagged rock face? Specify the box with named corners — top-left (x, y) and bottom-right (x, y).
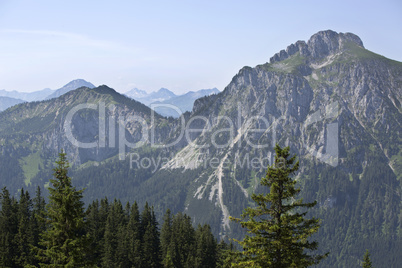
top-left (270, 30), bottom-right (364, 63)
top-left (167, 30), bottom-right (401, 236)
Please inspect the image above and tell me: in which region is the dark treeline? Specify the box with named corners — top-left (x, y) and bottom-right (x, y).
top-left (0, 186), bottom-right (233, 267)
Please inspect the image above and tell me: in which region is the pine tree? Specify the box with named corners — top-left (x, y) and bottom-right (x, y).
top-left (362, 249), bottom-right (373, 268)
top-left (102, 199), bottom-right (125, 267)
top-left (127, 201), bottom-right (142, 267)
top-left (14, 189), bottom-right (34, 266)
top-left (35, 150), bottom-right (90, 267)
top-left (163, 249), bottom-right (175, 268)
top-left (0, 187), bottom-right (18, 267)
top-left (169, 212), bottom-right (196, 268)
top-left (141, 203), bottom-right (161, 267)
top-left (161, 208), bottom-right (173, 262)
top-left (32, 186), bottom-right (46, 243)
top-left (195, 224), bottom-right (217, 268)
top-left (86, 199), bottom-right (105, 266)
top-left (216, 240), bottom-right (236, 268)
top-left (115, 203), bottom-right (130, 268)
top-left (230, 144), bottom-right (328, 267)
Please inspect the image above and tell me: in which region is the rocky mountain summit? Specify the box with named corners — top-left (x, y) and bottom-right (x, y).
top-left (270, 30), bottom-right (364, 63)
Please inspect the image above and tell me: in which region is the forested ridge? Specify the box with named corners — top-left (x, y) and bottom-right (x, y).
top-left (0, 186), bottom-right (235, 267)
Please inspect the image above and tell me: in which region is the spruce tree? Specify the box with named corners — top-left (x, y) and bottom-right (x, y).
top-left (32, 186), bottom-right (46, 243)
top-left (230, 144), bottom-right (327, 267)
top-left (14, 189), bottom-right (34, 266)
top-left (169, 212), bottom-right (196, 268)
top-left (216, 240), bottom-right (236, 268)
top-left (35, 150), bottom-right (90, 267)
top-left (0, 187), bottom-right (18, 267)
top-left (115, 203), bottom-right (130, 268)
top-left (195, 224), bottom-right (217, 268)
top-left (161, 208), bottom-right (172, 263)
top-left (102, 199), bottom-right (125, 267)
top-left (141, 203), bottom-right (161, 267)
top-left (127, 201), bottom-right (142, 267)
top-left (86, 199), bottom-right (106, 266)
top-left (362, 249), bottom-right (373, 268)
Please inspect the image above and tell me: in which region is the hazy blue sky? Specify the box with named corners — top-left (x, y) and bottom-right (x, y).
top-left (1, 0), bottom-right (401, 94)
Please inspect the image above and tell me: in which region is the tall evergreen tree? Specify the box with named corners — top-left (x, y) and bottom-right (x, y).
top-left (362, 249), bottom-right (373, 268)
top-left (115, 202), bottom-right (130, 267)
top-left (32, 186), bottom-right (46, 245)
top-left (230, 144), bottom-right (327, 267)
top-left (195, 224), bottom-right (217, 268)
top-left (14, 189), bottom-right (34, 266)
top-left (0, 187), bottom-right (18, 267)
top-left (169, 212), bottom-right (196, 268)
top-left (216, 240), bottom-right (236, 268)
top-left (141, 203), bottom-right (161, 267)
top-left (86, 199), bottom-right (106, 267)
top-left (102, 199), bottom-right (125, 267)
top-left (161, 208), bottom-right (173, 263)
top-left (35, 150), bottom-right (90, 267)
top-left (127, 201), bottom-right (142, 267)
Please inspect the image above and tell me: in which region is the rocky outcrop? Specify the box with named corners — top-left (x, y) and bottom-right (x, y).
top-left (270, 30), bottom-right (364, 63)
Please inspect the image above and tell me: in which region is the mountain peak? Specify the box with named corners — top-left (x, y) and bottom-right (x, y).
top-left (45, 79), bottom-right (95, 99)
top-left (63, 79), bottom-right (95, 88)
top-left (157, 88), bottom-right (175, 94)
top-left (307, 30), bottom-right (364, 59)
top-left (124, 88), bottom-right (148, 99)
top-left (151, 88), bottom-right (176, 99)
top-left (270, 30), bottom-right (364, 63)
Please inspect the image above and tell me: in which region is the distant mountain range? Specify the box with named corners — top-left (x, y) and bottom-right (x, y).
top-left (0, 88), bottom-right (54, 102)
top-left (0, 81), bottom-right (218, 116)
top-left (0, 79), bottom-right (95, 111)
top-left (124, 87), bottom-right (220, 117)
